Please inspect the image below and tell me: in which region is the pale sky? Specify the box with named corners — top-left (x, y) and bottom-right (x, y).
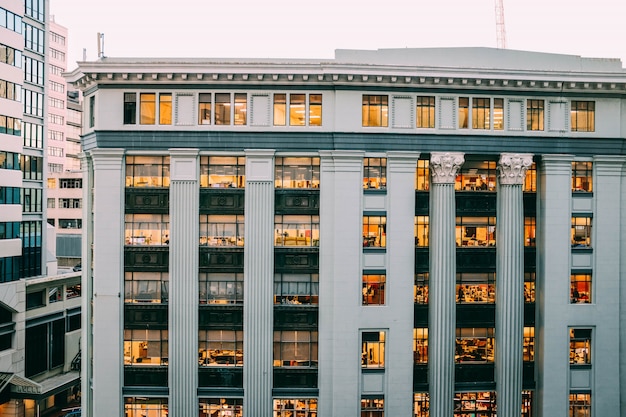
top-left (51, 0), bottom-right (626, 70)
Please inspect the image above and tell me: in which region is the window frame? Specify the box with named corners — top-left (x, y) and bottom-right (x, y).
top-left (362, 95), bottom-right (388, 127)
top-left (526, 99), bottom-right (545, 131)
top-left (570, 100), bottom-right (595, 132)
top-left (362, 274), bottom-right (386, 306)
top-left (273, 330), bottom-right (318, 368)
top-left (363, 157), bottom-right (387, 190)
top-left (569, 328), bottom-right (591, 365)
top-left (361, 330), bottom-right (386, 369)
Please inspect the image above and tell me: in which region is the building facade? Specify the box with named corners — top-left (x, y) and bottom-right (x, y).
top-left (68, 48), bottom-right (626, 417)
top-left (46, 18), bottom-right (82, 271)
top-left (0, 2), bottom-right (81, 416)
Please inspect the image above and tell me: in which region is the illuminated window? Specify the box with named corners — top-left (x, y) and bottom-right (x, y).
top-left (570, 328), bottom-right (591, 365)
top-left (275, 215), bottom-right (319, 247)
top-left (125, 155), bottom-right (170, 188)
top-left (415, 216), bottom-right (429, 247)
top-left (416, 96), bottom-right (435, 128)
top-left (524, 327), bottom-right (534, 361)
top-left (198, 93), bottom-right (212, 124)
top-left (362, 274), bottom-right (385, 305)
top-left (571, 274), bottom-right (591, 304)
top-left (199, 399), bottom-right (243, 417)
top-left (124, 398), bottom-right (168, 417)
top-left (455, 160), bottom-right (496, 191)
top-left (273, 331), bottom-right (318, 367)
top-left (571, 101), bottom-right (595, 132)
top-left (199, 215), bottom-right (244, 247)
top-left (569, 393), bottom-right (591, 417)
top-left (493, 98), bottom-right (504, 130)
top-left (274, 93), bottom-right (322, 126)
top-left (200, 156), bottom-right (245, 188)
top-left (458, 97), bottom-right (469, 129)
top-left (124, 214), bottom-right (170, 246)
top-left (455, 328), bottom-right (494, 363)
top-left (289, 94), bottom-right (306, 126)
top-left (453, 392), bottom-right (496, 416)
top-left (413, 328), bottom-right (428, 364)
top-left (363, 216), bottom-right (386, 248)
top-left (456, 273), bottom-right (495, 303)
top-left (571, 217), bottom-right (592, 248)
top-left (414, 393), bottom-right (429, 417)
top-left (414, 273), bottom-right (428, 304)
top-left (198, 330), bottom-right (243, 366)
top-left (273, 399), bottom-right (317, 417)
top-left (364, 157), bottom-right (386, 189)
top-left (159, 93), bottom-right (172, 125)
top-left (525, 217), bottom-right (536, 247)
top-left (123, 329), bottom-right (168, 366)
top-left (274, 273), bottom-right (318, 305)
top-left (361, 398), bottom-right (384, 417)
top-left (274, 93), bottom-right (286, 126)
top-left (234, 93), bottom-right (247, 125)
top-left (526, 99), bottom-right (544, 131)
top-left (275, 157), bottom-right (320, 189)
top-left (362, 331), bottom-right (385, 368)
top-left (139, 93), bottom-right (156, 125)
top-left (416, 159), bottom-right (429, 191)
top-left (472, 98), bottom-right (490, 129)
top-left (362, 95), bottom-right (388, 127)
top-left (524, 272), bottom-right (536, 303)
top-left (215, 93), bottom-right (231, 125)
top-left (523, 162), bottom-right (536, 192)
top-left (124, 272), bottom-right (169, 304)
top-left (572, 161), bottom-right (592, 192)
top-left (199, 273), bottom-right (244, 305)
top-left (309, 94), bottom-right (322, 126)
top-left (456, 217), bottom-right (496, 247)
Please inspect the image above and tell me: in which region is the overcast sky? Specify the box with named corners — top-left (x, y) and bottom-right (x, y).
top-left (51, 0), bottom-right (626, 70)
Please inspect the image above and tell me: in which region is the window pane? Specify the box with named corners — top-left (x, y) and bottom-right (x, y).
top-left (139, 93), bottom-right (155, 125)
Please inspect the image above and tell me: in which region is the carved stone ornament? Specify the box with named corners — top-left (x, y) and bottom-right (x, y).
top-left (497, 153), bottom-right (534, 185)
top-left (430, 152), bottom-right (465, 184)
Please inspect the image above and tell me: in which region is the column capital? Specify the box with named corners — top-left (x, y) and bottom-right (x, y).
top-left (497, 153), bottom-right (534, 185)
top-left (89, 148), bottom-right (125, 171)
top-left (169, 149), bottom-right (199, 181)
top-left (387, 151), bottom-right (420, 174)
top-left (430, 152), bottom-right (464, 184)
top-left (245, 149), bottom-right (275, 181)
top-left (593, 155), bottom-right (626, 176)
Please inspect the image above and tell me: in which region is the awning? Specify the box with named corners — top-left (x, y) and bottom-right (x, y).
top-left (0, 372), bottom-right (42, 395)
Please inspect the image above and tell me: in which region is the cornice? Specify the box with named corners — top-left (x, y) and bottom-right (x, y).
top-left (67, 60), bottom-right (626, 96)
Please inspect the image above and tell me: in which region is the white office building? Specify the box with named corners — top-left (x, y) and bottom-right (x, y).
top-left (67, 47), bottom-right (626, 417)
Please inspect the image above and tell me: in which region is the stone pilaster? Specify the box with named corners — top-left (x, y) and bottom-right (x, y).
top-left (79, 152), bottom-right (94, 417)
top-left (89, 148), bottom-right (125, 417)
top-left (243, 150), bottom-right (275, 417)
top-left (318, 150), bottom-right (364, 417)
top-left (168, 149), bottom-right (199, 417)
top-left (386, 152), bottom-right (420, 415)
top-left (428, 152), bottom-right (464, 417)
top-left (496, 153), bottom-right (533, 417)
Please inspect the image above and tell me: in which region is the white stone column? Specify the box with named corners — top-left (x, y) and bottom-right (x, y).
top-left (428, 152), bottom-right (464, 417)
top-left (495, 153), bottom-right (533, 417)
top-left (318, 150), bottom-right (363, 417)
top-left (535, 155), bottom-right (572, 417)
top-left (386, 152), bottom-right (420, 415)
top-left (79, 152), bottom-right (94, 417)
top-left (89, 149), bottom-right (125, 417)
top-left (243, 150), bottom-right (275, 417)
top-left (591, 156), bottom-right (625, 417)
top-left (168, 149), bottom-right (199, 417)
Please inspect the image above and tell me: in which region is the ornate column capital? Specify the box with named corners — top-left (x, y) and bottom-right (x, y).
top-left (498, 153), bottom-right (534, 185)
top-left (430, 152), bottom-right (464, 184)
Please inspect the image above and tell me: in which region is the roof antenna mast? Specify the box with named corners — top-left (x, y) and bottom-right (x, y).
top-left (97, 33), bottom-right (105, 58)
top-left (495, 0), bottom-right (507, 49)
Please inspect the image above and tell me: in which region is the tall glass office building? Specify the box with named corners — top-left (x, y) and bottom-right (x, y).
top-left (67, 48), bottom-right (626, 417)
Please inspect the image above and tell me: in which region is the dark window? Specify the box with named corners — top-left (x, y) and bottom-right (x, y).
top-left (123, 93), bottom-right (137, 124)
